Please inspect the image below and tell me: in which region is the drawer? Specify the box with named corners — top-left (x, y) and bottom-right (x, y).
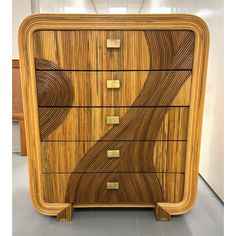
top-left (43, 173), bottom-right (185, 204)
top-left (41, 141), bottom-right (186, 173)
top-left (36, 70), bottom-right (191, 107)
top-left (39, 107), bottom-right (189, 141)
top-left (34, 30), bottom-right (194, 70)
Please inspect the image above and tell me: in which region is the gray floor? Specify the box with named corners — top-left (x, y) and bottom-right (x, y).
top-left (13, 153), bottom-right (224, 236)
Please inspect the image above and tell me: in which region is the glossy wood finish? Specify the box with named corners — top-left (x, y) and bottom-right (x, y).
top-left (34, 30), bottom-right (194, 70)
top-left (43, 173), bottom-right (184, 204)
top-left (41, 141), bottom-right (186, 173)
top-left (19, 14), bottom-right (209, 221)
top-left (36, 70), bottom-right (191, 107)
top-left (39, 107), bottom-right (189, 141)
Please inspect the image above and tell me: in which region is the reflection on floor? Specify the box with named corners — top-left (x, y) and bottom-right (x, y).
top-left (13, 153), bottom-right (223, 236)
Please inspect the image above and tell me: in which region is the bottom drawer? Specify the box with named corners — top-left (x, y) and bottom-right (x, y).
top-left (43, 173), bottom-right (184, 204)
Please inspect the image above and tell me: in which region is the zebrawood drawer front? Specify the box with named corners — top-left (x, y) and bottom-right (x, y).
top-left (41, 141), bottom-right (186, 173)
top-left (36, 70), bottom-right (191, 107)
top-left (34, 30), bottom-right (194, 70)
top-left (39, 107), bottom-right (189, 141)
top-left (43, 173), bottom-right (185, 204)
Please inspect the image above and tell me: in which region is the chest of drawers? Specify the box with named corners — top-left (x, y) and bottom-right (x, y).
top-left (19, 14), bottom-right (209, 221)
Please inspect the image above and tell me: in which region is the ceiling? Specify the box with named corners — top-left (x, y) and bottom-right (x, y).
top-left (91, 0), bottom-right (145, 14)
top-left (35, 0), bottom-right (146, 14)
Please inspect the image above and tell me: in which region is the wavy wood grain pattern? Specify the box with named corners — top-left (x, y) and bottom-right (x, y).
top-left (145, 31), bottom-right (194, 69)
top-left (41, 141), bottom-right (186, 173)
top-left (63, 32), bottom-right (192, 203)
top-left (36, 69), bottom-right (191, 107)
top-left (34, 30), bottom-right (194, 70)
top-left (36, 29), bottom-right (192, 207)
top-left (39, 107), bottom-right (189, 141)
top-left (43, 173), bottom-right (184, 203)
top-left (36, 68), bottom-right (75, 139)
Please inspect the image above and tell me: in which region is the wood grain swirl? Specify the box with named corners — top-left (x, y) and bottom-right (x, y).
top-left (144, 31), bottom-right (194, 69)
top-left (35, 30), bottom-right (193, 205)
top-left (36, 60), bottom-right (75, 139)
top-left (37, 71), bottom-right (191, 140)
top-left (65, 72), bottom-right (190, 202)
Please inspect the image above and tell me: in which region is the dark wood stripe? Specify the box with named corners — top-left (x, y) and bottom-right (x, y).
top-left (37, 64), bottom-right (75, 139)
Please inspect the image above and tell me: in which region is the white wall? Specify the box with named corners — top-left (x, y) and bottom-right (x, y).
top-left (12, 0), bottom-right (32, 153)
top-left (12, 0), bottom-right (96, 59)
top-left (12, 0), bottom-right (31, 59)
top-left (32, 0), bottom-right (96, 13)
top-left (141, 0), bottom-right (224, 201)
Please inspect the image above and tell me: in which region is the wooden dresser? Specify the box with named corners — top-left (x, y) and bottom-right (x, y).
top-left (19, 14), bottom-right (209, 221)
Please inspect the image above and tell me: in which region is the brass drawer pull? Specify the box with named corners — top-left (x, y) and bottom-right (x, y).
top-left (107, 80), bottom-right (120, 89)
top-left (107, 39), bottom-right (121, 48)
top-left (106, 116), bottom-right (120, 125)
top-left (107, 182), bottom-right (119, 190)
top-left (107, 150), bottom-right (120, 158)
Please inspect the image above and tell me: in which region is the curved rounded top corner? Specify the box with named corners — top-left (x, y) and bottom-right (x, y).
top-left (18, 14), bottom-right (48, 43)
top-left (185, 14), bottom-right (210, 40)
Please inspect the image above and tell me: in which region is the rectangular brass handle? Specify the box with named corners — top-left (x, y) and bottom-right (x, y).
top-left (107, 39), bottom-right (121, 48)
top-left (106, 116), bottom-right (120, 125)
top-left (107, 182), bottom-right (119, 190)
top-left (107, 80), bottom-right (120, 89)
top-left (107, 150), bottom-right (120, 158)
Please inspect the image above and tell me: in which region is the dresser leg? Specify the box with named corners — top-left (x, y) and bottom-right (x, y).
top-left (57, 205), bottom-right (73, 222)
top-left (154, 203), bottom-right (171, 221)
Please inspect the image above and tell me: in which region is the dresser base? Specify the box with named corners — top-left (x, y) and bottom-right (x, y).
top-left (56, 203), bottom-right (171, 221)
top-left (57, 205), bottom-right (73, 222)
top-left (154, 203), bottom-right (171, 221)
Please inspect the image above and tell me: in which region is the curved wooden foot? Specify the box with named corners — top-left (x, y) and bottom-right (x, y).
top-left (154, 203), bottom-right (171, 221)
top-left (57, 205), bottom-right (73, 222)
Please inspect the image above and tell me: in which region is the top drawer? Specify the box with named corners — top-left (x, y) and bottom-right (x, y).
top-left (34, 30), bottom-right (194, 71)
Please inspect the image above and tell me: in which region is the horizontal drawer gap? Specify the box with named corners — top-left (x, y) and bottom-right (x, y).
top-left (41, 140), bottom-right (188, 143)
top-left (43, 172), bottom-right (185, 174)
top-left (36, 69), bottom-right (192, 72)
top-left (38, 105), bottom-right (190, 108)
